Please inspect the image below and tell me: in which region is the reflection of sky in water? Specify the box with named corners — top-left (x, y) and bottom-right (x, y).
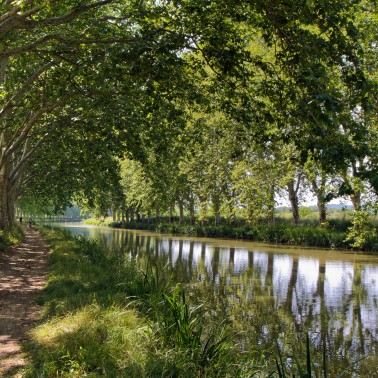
top-left (297, 257), bottom-right (319, 295)
top-left (205, 245), bottom-right (213, 276)
top-left (273, 255), bottom-right (293, 306)
top-left (170, 240), bottom-right (180, 265)
top-left (182, 241), bottom-right (191, 259)
top-left (253, 252), bottom-right (269, 289)
top-left (192, 242), bottom-right (202, 265)
top-left (324, 261), bottom-right (354, 308)
top-left (361, 266), bottom-right (378, 332)
top-left (292, 258), bottom-right (320, 324)
top-left (60, 225), bottom-right (378, 356)
top-left (363, 266), bottom-right (378, 298)
top-left (218, 248), bottom-right (230, 268)
top-left (232, 249), bottom-right (249, 274)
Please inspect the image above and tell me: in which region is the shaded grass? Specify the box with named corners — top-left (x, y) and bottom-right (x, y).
top-left (23, 227), bottom-right (241, 377)
top-left (0, 225), bottom-right (23, 252)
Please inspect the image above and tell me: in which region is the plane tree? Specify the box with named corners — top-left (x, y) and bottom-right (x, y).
top-left (2, 0), bottom-right (377, 231)
top-left (0, 0), bottom-right (193, 229)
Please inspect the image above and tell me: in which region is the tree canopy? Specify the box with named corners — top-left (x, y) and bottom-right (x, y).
top-left (1, 0), bottom-right (377, 235)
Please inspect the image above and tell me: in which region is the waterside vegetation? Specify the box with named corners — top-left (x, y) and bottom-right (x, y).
top-left (84, 215), bottom-right (378, 252)
top-left (23, 227), bottom-right (366, 377)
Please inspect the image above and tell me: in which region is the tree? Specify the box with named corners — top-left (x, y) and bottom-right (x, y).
top-left (0, 0), bottom-right (191, 228)
top-left (2, 0), bottom-right (377, 231)
top-left (179, 111), bottom-right (237, 225)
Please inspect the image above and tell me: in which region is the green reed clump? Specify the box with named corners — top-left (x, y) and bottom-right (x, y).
top-left (273, 334), bottom-right (364, 378)
top-left (151, 285), bottom-right (234, 377)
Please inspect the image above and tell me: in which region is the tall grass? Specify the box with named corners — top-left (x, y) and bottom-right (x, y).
top-left (110, 221), bottom-right (367, 250)
top-left (154, 285), bottom-right (233, 376)
top-left (23, 227), bottom-right (373, 377)
top-left (110, 218), bottom-right (378, 251)
top-left (274, 334), bottom-right (364, 377)
top-left (23, 227), bottom-right (238, 377)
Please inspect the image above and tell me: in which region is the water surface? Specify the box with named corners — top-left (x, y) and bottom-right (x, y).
top-left (60, 224), bottom-right (378, 375)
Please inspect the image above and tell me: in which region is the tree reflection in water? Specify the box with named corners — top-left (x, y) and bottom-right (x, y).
top-left (64, 225), bottom-right (378, 376)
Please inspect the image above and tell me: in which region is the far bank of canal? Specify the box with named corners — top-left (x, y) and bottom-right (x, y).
top-left (59, 223), bottom-right (378, 375)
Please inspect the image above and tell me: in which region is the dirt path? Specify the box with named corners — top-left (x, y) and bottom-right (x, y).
top-left (0, 227), bottom-right (49, 377)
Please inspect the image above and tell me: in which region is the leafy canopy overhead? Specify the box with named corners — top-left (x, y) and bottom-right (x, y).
top-left (0, 0), bottom-right (376, 221)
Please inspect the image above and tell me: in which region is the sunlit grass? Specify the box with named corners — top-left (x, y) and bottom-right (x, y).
top-left (25, 304), bottom-right (156, 377)
top-left (23, 227), bottom-right (239, 377)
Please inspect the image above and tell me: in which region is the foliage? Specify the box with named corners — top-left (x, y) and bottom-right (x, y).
top-left (345, 209), bottom-right (378, 249)
top-left (2, 0), bottom-right (377, 232)
top-left (110, 219), bottom-right (371, 250)
top-left (0, 225), bottom-right (23, 251)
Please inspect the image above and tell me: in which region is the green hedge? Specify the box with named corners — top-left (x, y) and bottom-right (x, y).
top-left (105, 221), bottom-right (378, 250)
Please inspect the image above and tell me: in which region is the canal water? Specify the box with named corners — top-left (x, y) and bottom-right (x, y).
top-left (60, 224), bottom-right (378, 375)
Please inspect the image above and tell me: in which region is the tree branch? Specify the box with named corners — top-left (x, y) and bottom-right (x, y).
top-left (3, 33), bottom-right (135, 58)
top-left (0, 0), bottom-right (114, 36)
top-left (0, 61), bottom-right (54, 121)
top-left (9, 129), bottom-right (55, 186)
top-left (1, 96), bottom-right (68, 168)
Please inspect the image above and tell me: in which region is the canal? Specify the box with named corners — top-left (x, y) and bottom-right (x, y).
top-left (60, 224), bottom-right (378, 376)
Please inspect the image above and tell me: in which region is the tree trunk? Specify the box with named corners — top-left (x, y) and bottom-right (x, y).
top-left (0, 163), bottom-right (16, 229)
top-left (351, 192), bottom-right (361, 211)
top-left (287, 180), bottom-right (300, 226)
top-left (267, 186), bottom-right (275, 225)
top-left (169, 203), bottom-right (174, 222)
top-left (349, 161), bottom-right (362, 210)
top-left (198, 195), bottom-right (207, 225)
top-left (189, 193), bottom-right (195, 224)
top-left (318, 199), bottom-right (327, 225)
top-left (310, 174), bottom-right (328, 225)
top-left (212, 194), bottom-right (221, 226)
top-left (179, 197), bottom-right (184, 224)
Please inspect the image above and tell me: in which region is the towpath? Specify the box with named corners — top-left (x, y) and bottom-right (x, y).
top-left (0, 227), bottom-right (49, 377)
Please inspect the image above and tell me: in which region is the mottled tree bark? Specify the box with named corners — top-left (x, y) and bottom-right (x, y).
top-left (179, 197), bottom-right (184, 224)
top-left (287, 179), bottom-right (300, 226)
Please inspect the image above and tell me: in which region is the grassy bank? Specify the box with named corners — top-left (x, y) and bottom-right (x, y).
top-left (23, 227), bottom-right (247, 377)
top-left (23, 227), bottom-right (372, 377)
